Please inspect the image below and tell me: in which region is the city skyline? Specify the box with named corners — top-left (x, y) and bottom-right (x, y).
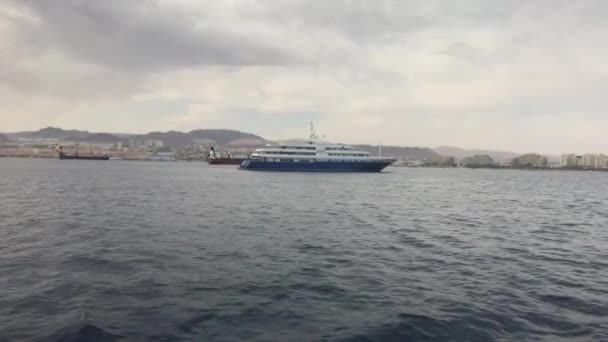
top-left (1, 1), bottom-right (608, 154)
top-left (3, 125), bottom-right (606, 159)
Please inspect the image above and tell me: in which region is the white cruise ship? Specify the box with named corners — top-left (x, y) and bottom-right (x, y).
top-left (240, 125), bottom-right (395, 172)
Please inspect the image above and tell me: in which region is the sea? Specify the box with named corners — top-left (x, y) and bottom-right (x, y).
top-left (0, 158), bottom-right (607, 341)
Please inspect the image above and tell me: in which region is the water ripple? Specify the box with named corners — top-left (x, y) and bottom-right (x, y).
top-left (1, 159), bottom-right (607, 341)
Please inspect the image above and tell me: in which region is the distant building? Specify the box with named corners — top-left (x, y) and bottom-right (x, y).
top-left (144, 139), bottom-right (164, 149)
top-left (562, 154), bottom-right (601, 168)
top-left (128, 137), bottom-right (143, 148)
top-left (511, 153), bottom-right (548, 168)
top-left (439, 156), bottom-right (456, 167)
top-left (111, 142), bottom-right (124, 151)
top-left (460, 155), bottom-right (495, 168)
top-left (147, 151), bottom-right (176, 161)
top-left (560, 153), bottom-right (608, 169)
top-left (400, 160), bottom-right (425, 167)
top-left (429, 156), bottom-right (456, 167)
top-left (599, 155), bottom-right (608, 169)
top-left (581, 154), bottom-right (596, 168)
top-left (561, 154), bottom-right (581, 167)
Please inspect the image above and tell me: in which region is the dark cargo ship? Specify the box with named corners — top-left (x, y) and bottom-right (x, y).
top-left (208, 157), bottom-right (243, 165)
top-left (57, 145), bottom-right (110, 161)
top-left (207, 146), bottom-right (243, 165)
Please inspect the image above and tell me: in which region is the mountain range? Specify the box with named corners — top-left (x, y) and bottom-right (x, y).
top-left (5, 127), bottom-right (533, 161)
top-left (7, 127), bottom-right (266, 148)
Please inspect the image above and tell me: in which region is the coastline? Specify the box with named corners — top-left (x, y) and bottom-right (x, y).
top-left (2, 156), bottom-right (606, 172)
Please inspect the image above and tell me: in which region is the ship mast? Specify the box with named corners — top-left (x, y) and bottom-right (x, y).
top-left (309, 122), bottom-right (318, 142)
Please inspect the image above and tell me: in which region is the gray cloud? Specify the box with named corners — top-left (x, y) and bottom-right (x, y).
top-left (10, 0), bottom-right (292, 71)
top-left (1, 0), bottom-right (608, 153)
top-left (253, 1), bottom-right (431, 42)
top-left (241, 0), bottom-right (530, 43)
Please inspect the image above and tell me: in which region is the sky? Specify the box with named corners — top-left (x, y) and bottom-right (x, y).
top-left (1, 0), bottom-right (607, 153)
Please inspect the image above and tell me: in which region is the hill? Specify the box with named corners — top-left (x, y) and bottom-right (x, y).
top-left (138, 129), bottom-right (266, 147)
top-left (0, 133), bottom-right (9, 143)
top-left (188, 129), bottom-right (264, 146)
top-left (24, 127), bottom-right (90, 140)
top-left (4, 127), bottom-right (438, 159)
top-left (434, 146), bottom-right (519, 162)
top-left (9, 127), bottom-right (266, 147)
top-left (70, 133), bottom-right (128, 144)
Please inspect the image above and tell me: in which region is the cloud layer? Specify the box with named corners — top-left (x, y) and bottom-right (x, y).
top-left (1, 0), bottom-right (607, 153)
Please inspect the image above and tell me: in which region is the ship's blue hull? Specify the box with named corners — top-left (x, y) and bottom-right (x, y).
top-left (239, 159), bottom-right (393, 172)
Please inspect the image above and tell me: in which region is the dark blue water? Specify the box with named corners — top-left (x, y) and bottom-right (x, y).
top-left (1, 158), bottom-right (607, 341)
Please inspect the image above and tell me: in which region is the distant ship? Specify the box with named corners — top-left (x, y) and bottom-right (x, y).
top-left (56, 145), bottom-right (110, 161)
top-left (207, 146), bottom-right (244, 165)
top-left (239, 124), bottom-right (395, 172)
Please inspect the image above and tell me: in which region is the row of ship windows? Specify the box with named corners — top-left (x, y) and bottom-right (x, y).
top-left (262, 151), bottom-right (316, 155)
top-left (262, 152), bottom-right (366, 157)
top-left (266, 158), bottom-right (313, 162)
top-left (278, 146), bottom-right (316, 150)
top-left (328, 153), bottom-right (368, 157)
top-left (274, 146), bottom-right (353, 151)
top-left (263, 158), bottom-right (367, 163)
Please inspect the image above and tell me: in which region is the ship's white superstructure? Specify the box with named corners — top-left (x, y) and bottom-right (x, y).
top-left (250, 143), bottom-right (381, 162)
top-left (239, 124), bottom-right (395, 172)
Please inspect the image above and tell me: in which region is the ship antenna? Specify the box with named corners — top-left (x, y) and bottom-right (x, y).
top-left (309, 122), bottom-right (318, 142)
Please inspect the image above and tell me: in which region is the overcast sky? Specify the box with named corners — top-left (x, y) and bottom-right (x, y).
top-left (1, 0), bottom-right (607, 153)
